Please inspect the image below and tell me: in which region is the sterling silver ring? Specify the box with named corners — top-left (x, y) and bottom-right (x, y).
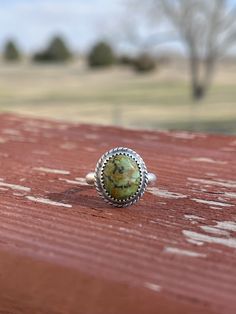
top-left (86, 147), bottom-right (157, 207)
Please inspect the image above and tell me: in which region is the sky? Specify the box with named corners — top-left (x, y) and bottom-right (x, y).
top-left (0, 0), bottom-right (236, 54)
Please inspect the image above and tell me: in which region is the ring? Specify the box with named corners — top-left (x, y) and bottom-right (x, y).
top-left (86, 147), bottom-right (157, 207)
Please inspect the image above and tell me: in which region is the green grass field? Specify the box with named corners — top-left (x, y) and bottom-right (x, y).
top-left (0, 61), bottom-right (235, 133)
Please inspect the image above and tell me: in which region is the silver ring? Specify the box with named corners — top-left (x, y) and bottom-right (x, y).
top-left (86, 147), bottom-right (157, 207)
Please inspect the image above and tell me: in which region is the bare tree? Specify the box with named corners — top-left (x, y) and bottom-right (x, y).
top-left (134, 0), bottom-right (236, 101)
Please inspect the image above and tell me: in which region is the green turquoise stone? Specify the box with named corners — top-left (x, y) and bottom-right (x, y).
top-left (103, 155), bottom-right (141, 200)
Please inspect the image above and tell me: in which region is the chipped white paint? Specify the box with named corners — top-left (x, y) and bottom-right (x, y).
top-left (191, 198), bottom-right (233, 207)
top-left (183, 230), bottom-right (236, 249)
top-left (75, 177), bottom-right (88, 185)
top-left (85, 147), bottom-right (96, 152)
top-left (170, 132), bottom-right (196, 139)
top-left (26, 196), bottom-right (72, 208)
top-left (205, 172), bottom-right (217, 177)
top-left (188, 177), bottom-right (236, 188)
top-left (218, 196), bottom-right (228, 203)
top-left (148, 187), bottom-right (187, 199)
top-left (32, 150), bottom-right (49, 155)
top-left (119, 227), bottom-right (140, 234)
top-left (216, 221), bottom-right (236, 232)
top-left (224, 192), bottom-right (236, 199)
top-left (118, 226), bottom-right (159, 240)
top-left (184, 215), bottom-right (205, 221)
top-left (60, 143), bottom-right (77, 150)
top-left (2, 128), bottom-right (21, 135)
top-left (210, 206), bottom-right (222, 210)
top-left (186, 239), bottom-right (204, 246)
top-left (164, 247), bottom-right (206, 257)
top-left (200, 226), bottom-right (230, 236)
top-left (0, 181), bottom-right (31, 192)
top-left (59, 177), bottom-right (88, 186)
top-left (191, 157), bottom-right (226, 165)
top-left (33, 167), bottom-right (70, 175)
top-left (144, 282), bottom-right (162, 292)
top-left (0, 187), bottom-right (8, 191)
top-left (13, 192), bottom-right (25, 197)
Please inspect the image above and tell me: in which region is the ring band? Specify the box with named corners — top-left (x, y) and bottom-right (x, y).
top-left (86, 147), bottom-right (157, 207)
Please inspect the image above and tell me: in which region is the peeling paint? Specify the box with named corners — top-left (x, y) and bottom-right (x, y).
top-left (85, 147), bottom-right (96, 152)
top-left (224, 192), bottom-right (236, 199)
top-left (191, 198), bottom-right (233, 207)
top-left (186, 239), bottom-right (204, 246)
top-left (191, 157), bottom-right (226, 164)
top-left (144, 282), bottom-right (162, 292)
top-left (200, 226), bottom-right (230, 236)
top-left (164, 247), bottom-right (206, 257)
top-left (59, 177), bottom-right (88, 186)
top-left (210, 207), bottom-right (222, 210)
top-left (148, 187), bottom-right (187, 199)
top-left (0, 187), bottom-right (8, 191)
top-left (33, 167), bottom-right (70, 175)
top-left (60, 143), bottom-right (77, 150)
top-left (26, 196), bottom-right (72, 208)
top-left (183, 230), bottom-right (236, 249)
top-left (216, 221), bottom-right (236, 232)
top-left (2, 128), bottom-right (21, 135)
top-left (184, 215), bottom-right (205, 221)
top-left (170, 132), bottom-right (196, 139)
top-left (205, 172), bottom-right (217, 177)
top-left (0, 181), bottom-right (31, 192)
top-left (75, 177), bottom-right (88, 185)
top-left (13, 192), bottom-right (25, 197)
top-left (32, 150), bottom-right (49, 155)
top-left (188, 177), bottom-right (236, 188)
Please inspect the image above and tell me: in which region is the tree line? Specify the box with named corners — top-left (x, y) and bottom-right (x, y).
top-left (3, 0), bottom-right (236, 102)
top-left (2, 36), bottom-right (156, 73)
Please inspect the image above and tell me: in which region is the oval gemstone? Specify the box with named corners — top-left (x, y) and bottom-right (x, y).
top-left (103, 154), bottom-right (141, 200)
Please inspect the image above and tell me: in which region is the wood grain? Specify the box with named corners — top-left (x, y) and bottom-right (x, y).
top-left (0, 114), bottom-right (235, 314)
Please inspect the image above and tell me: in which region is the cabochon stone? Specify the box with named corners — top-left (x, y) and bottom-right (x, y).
top-left (103, 155), bottom-right (141, 200)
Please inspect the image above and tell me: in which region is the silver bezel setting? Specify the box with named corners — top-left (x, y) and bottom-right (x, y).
top-left (94, 147), bottom-right (148, 207)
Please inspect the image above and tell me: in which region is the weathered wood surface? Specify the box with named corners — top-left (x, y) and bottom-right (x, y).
top-left (0, 114), bottom-right (235, 314)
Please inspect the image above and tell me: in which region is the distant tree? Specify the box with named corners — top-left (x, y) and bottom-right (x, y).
top-left (33, 51), bottom-right (51, 62)
top-left (118, 54), bottom-right (135, 66)
top-left (3, 40), bottom-right (21, 62)
top-left (33, 36), bottom-right (72, 63)
top-left (132, 0), bottom-right (236, 101)
top-left (88, 42), bottom-right (116, 68)
top-left (133, 53), bottom-right (156, 73)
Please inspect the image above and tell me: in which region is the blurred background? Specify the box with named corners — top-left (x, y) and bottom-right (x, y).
top-left (0, 0), bottom-right (236, 134)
